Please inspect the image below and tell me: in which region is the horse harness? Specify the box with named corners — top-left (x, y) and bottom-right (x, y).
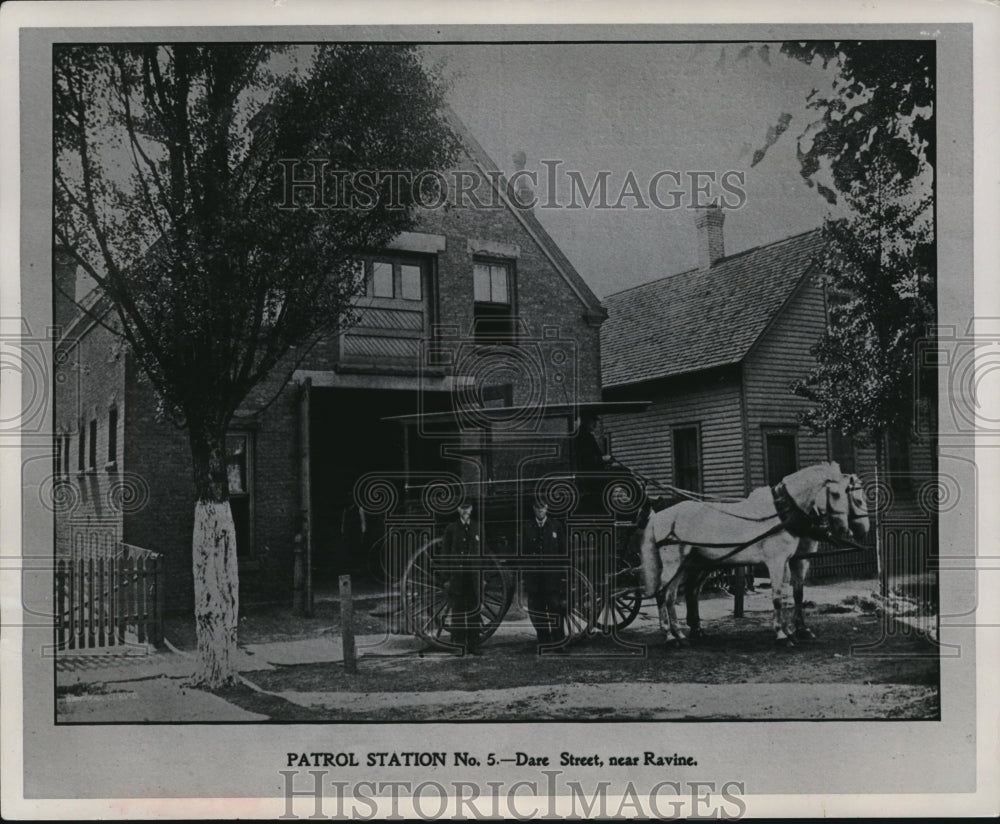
top-left (653, 478), bottom-right (869, 564)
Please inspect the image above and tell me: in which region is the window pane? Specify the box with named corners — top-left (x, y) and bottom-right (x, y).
top-left (490, 265), bottom-right (509, 304)
top-left (830, 429), bottom-right (855, 473)
top-left (765, 433), bottom-right (797, 486)
top-left (372, 262), bottom-right (394, 298)
top-left (400, 265), bottom-right (422, 300)
top-left (350, 259), bottom-right (365, 289)
top-left (108, 408), bottom-right (118, 463)
top-left (673, 427), bottom-right (701, 493)
top-left (226, 433), bottom-right (253, 558)
top-left (226, 435), bottom-right (248, 495)
top-left (473, 263), bottom-right (491, 302)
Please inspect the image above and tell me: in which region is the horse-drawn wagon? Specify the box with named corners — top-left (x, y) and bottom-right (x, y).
top-left (363, 399), bottom-right (871, 652)
top-left (359, 401), bottom-right (649, 651)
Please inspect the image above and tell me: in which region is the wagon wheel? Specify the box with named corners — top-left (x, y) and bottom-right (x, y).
top-left (593, 556), bottom-right (643, 632)
top-left (561, 565), bottom-right (598, 644)
top-left (401, 539), bottom-right (514, 650)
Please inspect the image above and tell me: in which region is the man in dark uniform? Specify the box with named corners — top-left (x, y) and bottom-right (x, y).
top-left (521, 500), bottom-right (568, 651)
top-left (575, 413), bottom-right (613, 516)
top-left (441, 500), bottom-right (483, 655)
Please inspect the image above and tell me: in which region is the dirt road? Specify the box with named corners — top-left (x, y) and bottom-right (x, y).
top-left (222, 603), bottom-right (939, 721)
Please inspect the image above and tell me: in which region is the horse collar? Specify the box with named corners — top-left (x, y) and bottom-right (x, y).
top-left (772, 481), bottom-right (829, 541)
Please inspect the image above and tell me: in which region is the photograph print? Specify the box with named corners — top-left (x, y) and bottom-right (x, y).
top-left (49, 36), bottom-right (942, 725)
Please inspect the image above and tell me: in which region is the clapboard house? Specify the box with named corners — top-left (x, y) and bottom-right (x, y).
top-left (601, 207), bottom-right (935, 578)
top-left (53, 111), bottom-right (607, 613)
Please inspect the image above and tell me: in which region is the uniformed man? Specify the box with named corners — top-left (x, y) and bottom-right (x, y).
top-left (441, 500), bottom-right (483, 655)
top-left (522, 500), bottom-right (568, 651)
top-left (575, 413), bottom-right (613, 516)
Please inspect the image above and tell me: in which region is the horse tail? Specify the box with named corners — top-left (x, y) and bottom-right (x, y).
top-left (639, 516), bottom-right (662, 597)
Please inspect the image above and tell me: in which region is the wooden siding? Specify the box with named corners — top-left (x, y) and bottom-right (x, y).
top-left (603, 371), bottom-right (746, 498)
top-left (744, 274), bottom-right (937, 547)
top-left (742, 274), bottom-right (829, 488)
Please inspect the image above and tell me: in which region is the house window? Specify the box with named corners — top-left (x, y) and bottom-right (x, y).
top-left (672, 425), bottom-right (702, 493)
top-left (764, 428), bottom-right (798, 486)
top-left (226, 432), bottom-right (254, 559)
top-left (400, 264), bottom-right (422, 301)
top-left (107, 407), bottom-right (118, 465)
top-left (77, 422), bottom-right (85, 473)
top-left (366, 259), bottom-right (424, 302)
top-left (473, 259), bottom-right (515, 341)
top-left (372, 261), bottom-right (394, 298)
top-left (829, 428), bottom-right (856, 473)
top-left (886, 423), bottom-right (912, 493)
top-left (341, 254), bottom-right (433, 368)
top-left (88, 419), bottom-right (97, 471)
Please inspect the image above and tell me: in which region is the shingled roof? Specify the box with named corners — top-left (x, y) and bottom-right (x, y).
top-left (601, 228), bottom-right (825, 388)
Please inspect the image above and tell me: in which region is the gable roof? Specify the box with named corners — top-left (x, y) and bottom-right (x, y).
top-left (443, 106), bottom-right (606, 319)
top-left (601, 228), bottom-right (825, 388)
top-left (60, 108), bottom-right (608, 343)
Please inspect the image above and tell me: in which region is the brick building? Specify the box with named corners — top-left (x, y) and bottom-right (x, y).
top-left (53, 113), bottom-right (607, 612)
top-left (600, 207), bottom-right (936, 578)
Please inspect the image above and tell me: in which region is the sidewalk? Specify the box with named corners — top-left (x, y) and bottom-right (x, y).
top-left (55, 575), bottom-right (889, 722)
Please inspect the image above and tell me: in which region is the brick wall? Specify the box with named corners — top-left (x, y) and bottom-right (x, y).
top-left (53, 316), bottom-right (126, 557)
top-left (105, 148), bottom-right (604, 613)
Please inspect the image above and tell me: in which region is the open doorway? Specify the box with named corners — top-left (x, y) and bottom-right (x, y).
top-left (309, 387), bottom-right (452, 583)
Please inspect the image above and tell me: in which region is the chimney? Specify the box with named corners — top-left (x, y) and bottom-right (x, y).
top-left (694, 203), bottom-right (726, 269)
top-left (511, 149), bottom-right (534, 209)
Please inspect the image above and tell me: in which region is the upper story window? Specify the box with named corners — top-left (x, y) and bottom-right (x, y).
top-left (367, 260), bottom-right (424, 301)
top-left (473, 259), bottom-right (515, 342)
top-left (340, 254), bottom-right (433, 369)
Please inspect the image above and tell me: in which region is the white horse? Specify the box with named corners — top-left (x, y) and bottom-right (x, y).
top-left (640, 463), bottom-right (869, 646)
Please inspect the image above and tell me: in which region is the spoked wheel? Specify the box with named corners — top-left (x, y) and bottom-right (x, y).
top-left (593, 558), bottom-right (643, 632)
top-left (561, 566), bottom-right (598, 644)
top-left (401, 539), bottom-right (514, 650)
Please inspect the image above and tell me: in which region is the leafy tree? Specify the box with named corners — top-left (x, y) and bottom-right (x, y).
top-left (770, 41), bottom-right (935, 443)
top-left (794, 164), bottom-right (934, 444)
top-left (779, 41), bottom-right (934, 204)
top-left (776, 42), bottom-right (936, 587)
top-left (54, 43), bottom-right (458, 686)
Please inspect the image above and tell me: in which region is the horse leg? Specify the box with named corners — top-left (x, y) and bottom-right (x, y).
top-left (684, 565), bottom-right (708, 640)
top-left (766, 552), bottom-right (794, 647)
top-left (790, 552), bottom-right (816, 641)
top-left (661, 570), bottom-right (688, 646)
top-left (651, 548), bottom-right (688, 645)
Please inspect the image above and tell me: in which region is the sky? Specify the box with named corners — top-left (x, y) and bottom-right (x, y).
top-left (423, 43), bottom-right (843, 298)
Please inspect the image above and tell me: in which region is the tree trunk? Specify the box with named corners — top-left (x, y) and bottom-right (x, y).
top-left (188, 429), bottom-right (240, 688)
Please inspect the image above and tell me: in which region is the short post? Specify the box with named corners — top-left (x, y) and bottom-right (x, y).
top-left (152, 554), bottom-right (166, 648)
top-left (733, 565), bottom-right (745, 619)
top-left (292, 533), bottom-right (306, 615)
top-left (339, 575), bottom-right (357, 674)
